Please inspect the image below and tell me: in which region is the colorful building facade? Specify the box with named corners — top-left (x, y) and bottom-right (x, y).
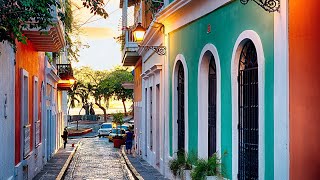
top-left (0, 42), bottom-right (16, 180)
top-left (0, 3), bottom-right (73, 179)
top-left (120, 0), bottom-right (297, 179)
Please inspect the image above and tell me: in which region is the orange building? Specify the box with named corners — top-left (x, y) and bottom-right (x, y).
top-left (14, 41), bottom-right (45, 179)
top-left (12, 7), bottom-right (72, 179)
top-left (289, 1), bottom-right (320, 179)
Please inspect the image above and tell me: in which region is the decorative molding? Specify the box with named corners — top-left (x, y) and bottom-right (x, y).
top-left (141, 64), bottom-right (163, 79)
top-left (156, 0), bottom-right (233, 33)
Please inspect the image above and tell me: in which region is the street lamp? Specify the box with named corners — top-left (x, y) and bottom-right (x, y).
top-left (132, 22), bottom-right (166, 56)
top-left (132, 23), bottom-right (146, 43)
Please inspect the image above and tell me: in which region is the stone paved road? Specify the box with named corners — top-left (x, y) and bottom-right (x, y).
top-left (64, 138), bottom-right (128, 180)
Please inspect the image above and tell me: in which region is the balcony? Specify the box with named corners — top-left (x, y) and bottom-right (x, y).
top-left (57, 64), bottom-right (75, 91)
top-left (23, 6), bottom-right (65, 52)
top-left (122, 30), bottom-right (141, 66)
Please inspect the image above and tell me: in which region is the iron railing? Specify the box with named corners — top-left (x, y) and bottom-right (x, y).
top-left (57, 64), bottom-right (74, 79)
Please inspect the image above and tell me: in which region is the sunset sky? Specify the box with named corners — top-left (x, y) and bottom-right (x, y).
top-left (71, 0), bottom-right (134, 70)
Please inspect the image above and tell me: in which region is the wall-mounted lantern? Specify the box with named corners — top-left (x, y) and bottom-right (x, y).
top-left (240, 0), bottom-right (280, 12)
top-left (132, 23), bottom-right (166, 56)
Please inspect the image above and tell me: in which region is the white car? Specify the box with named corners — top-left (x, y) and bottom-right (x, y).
top-left (98, 123), bottom-right (112, 137)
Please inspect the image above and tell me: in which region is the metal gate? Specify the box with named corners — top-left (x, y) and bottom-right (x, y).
top-left (208, 55), bottom-right (217, 157)
top-left (177, 62), bottom-right (185, 150)
top-left (238, 40), bottom-right (259, 180)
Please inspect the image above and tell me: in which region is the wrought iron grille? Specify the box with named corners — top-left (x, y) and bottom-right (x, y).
top-left (57, 64), bottom-right (74, 79)
top-left (238, 40), bottom-right (259, 180)
top-left (240, 0), bottom-right (280, 12)
top-left (177, 62), bottom-right (185, 150)
top-left (208, 55), bottom-right (217, 157)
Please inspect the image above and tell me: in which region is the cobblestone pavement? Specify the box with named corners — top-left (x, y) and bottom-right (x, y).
top-left (64, 138), bottom-right (129, 180)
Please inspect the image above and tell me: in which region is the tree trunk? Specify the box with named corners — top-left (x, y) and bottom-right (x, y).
top-left (95, 102), bottom-right (107, 122)
top-left (122, 99), bottom-right (127, 116)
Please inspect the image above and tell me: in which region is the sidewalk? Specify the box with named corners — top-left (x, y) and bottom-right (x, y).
top-left (33, 139), bottom-right (79, 180)
top-left (121, 147), bottom-right (169, 180)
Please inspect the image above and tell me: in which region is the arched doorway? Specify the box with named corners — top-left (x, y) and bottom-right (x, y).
top-left (198, 44), bottom-right (221, 159)
top-left (177, 62), bottom-right (185, 151)
top-left (208, 55), bottom-right (217, 157)
top-left (238, 40), bottom-right (259, 180)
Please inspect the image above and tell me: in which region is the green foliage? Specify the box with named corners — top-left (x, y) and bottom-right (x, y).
top-left (73, 66), bottom-right (109, 85)
top-left (100, 67), bottom-right (133, 102)
top-left (45, 52), bottom-right (53, 63)
top-left (0, 0), bottom-right (108, 49)
top-left (169, 150), bottom-right (197, 178)
top-left (144, 0), bottom-right (164, 18)
top-left (0, 0), bottom-right (60, 47)
top-left (191, 153), bottom-right (224, 180)
top-left (112, 111), bottom-right (124, 136)
top-left (112, 112), bottom-right (124, 126)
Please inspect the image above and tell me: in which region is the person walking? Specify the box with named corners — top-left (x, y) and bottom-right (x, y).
top-left (61, 127), bottom-right (68, 149)
top-left (125, 127), bottom-right (134, 154)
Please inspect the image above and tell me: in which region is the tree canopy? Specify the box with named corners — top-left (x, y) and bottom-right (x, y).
top-left (68, 66), bottom-right (134, 120)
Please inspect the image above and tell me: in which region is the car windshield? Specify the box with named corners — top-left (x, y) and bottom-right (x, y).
top-left (111, 129), bottom-right (125, 134)
top-left (117, 125), bottom-right (128, 130)
top-left (101, 124), bottom-right (112, 129)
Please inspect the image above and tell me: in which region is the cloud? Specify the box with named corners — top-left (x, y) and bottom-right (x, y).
top-left (80, 27), bottom-right (115, 39)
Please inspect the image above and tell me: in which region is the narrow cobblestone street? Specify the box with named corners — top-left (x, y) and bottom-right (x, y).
top-left (64, 138), bottom-right (129, 180)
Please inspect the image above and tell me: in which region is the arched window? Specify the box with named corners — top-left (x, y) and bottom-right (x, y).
top-left (177, 62), bottom-right (185, 150)
top-left (238, 40), bottom-right (259, 180)
top-left (208, 55), bottom-right (217, 157)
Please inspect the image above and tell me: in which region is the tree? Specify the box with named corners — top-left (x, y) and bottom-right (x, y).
top-left (0, 0), bottom-right (108, 49)
top-left (91, 83), bottom-right (112, 122)
top-left (101, 67), bottom-right (133, 116)
top-left (67, 81), bottom-right (81, 115)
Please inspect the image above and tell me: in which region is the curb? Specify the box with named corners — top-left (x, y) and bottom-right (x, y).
top-left (56, 141), bottom-right (80, 180)
top-left (120, 146), bottom-right (144, 180)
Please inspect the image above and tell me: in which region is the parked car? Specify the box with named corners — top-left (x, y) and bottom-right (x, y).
top-left (117, 125), bottom-right (129, 132)
top-left (108, 128), bottom-right (126, 142)
top-left (98, 123), bottom-right (112, 138)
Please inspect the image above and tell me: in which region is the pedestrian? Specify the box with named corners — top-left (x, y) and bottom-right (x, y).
top-left (125, 127), bottom-right (134, 154)
top-left (61, 127), bottom-right (68, 149)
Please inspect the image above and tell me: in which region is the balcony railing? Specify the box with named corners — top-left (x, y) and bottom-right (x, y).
top-left (57, 64), bottom-right (74, 91)
top-left (57, 64), bottom-right (74, 79)
top-left (122, 29), bottom-right (140, 66)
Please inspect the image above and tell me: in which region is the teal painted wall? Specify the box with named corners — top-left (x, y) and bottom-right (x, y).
top-left (168, 1), bottom-right (274, 179)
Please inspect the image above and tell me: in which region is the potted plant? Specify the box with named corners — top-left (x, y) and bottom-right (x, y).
top-left (112, 112), bottom-right (125, 148)
top-left (169, 150), bottom-right (197, 180)
top-left (191, 153), bottom-right (225, 180)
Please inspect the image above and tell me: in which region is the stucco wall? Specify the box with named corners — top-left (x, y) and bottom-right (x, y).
top-left (289, 1), bottom-right (320, 179)
top-left (15, 41), bottom-right (41, 164)
top-left (14, 41), bottom-right (46, 179)
top-left (0, 42), bottom-right (15, 180)
top-left (167, 1), bottom-right (274, 179)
